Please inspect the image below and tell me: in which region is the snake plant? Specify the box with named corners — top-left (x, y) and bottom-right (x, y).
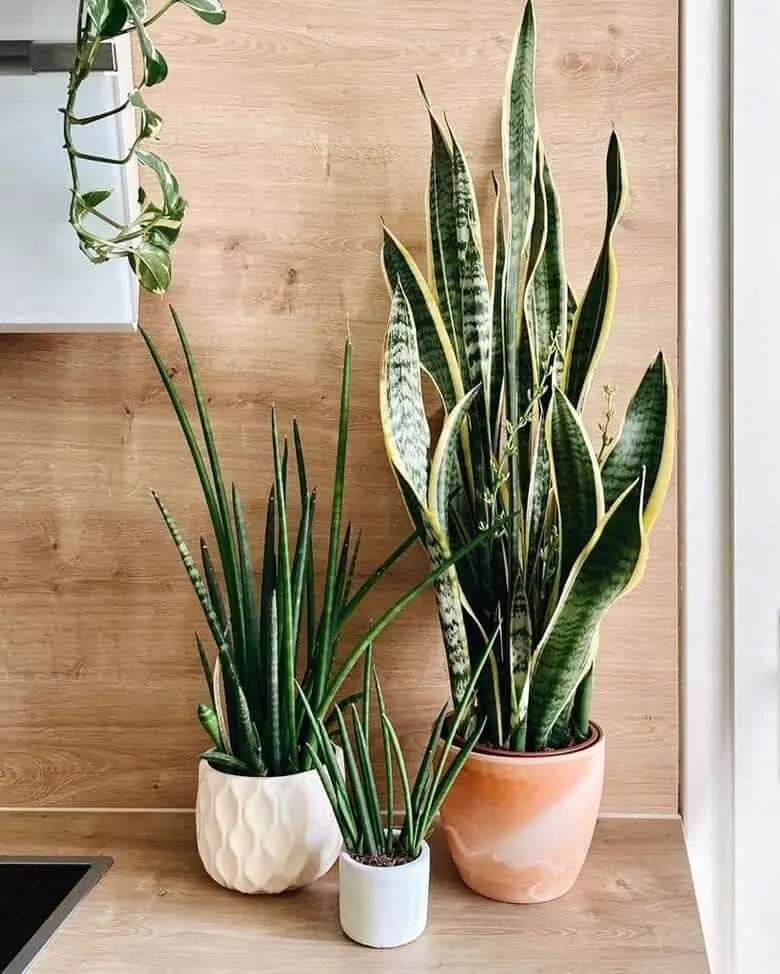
top-left (300, 644), bottom-right (488, 861)
top-left (379, 0), bottom-right (675, 753)
top-left (141, 310), bottom-right (495, 777)
top-left (66, 1), bottom-right (226, 293)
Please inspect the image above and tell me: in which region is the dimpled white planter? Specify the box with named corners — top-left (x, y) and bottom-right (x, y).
top-left (196, 758), bottom-right (343, 894)
top-left (338, 840), bottom-right (430, 948)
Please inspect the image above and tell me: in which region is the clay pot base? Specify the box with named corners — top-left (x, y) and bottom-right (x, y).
top-left (440, 722), bottom-right (606, 904)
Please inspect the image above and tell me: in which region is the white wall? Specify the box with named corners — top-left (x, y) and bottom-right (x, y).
top-left (680, 0), bottom-right (733, 970)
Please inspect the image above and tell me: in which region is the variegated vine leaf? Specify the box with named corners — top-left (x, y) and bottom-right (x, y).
top-left (563, 131), bottom-right (628, 409)
top-left (380, 282), bottom-right (474, 706)
top-left (381, 224), bottom-right (463, 412)
top-left (546, 387), bottom-right (605, 588)
top-left (600, 352), bottom-right (675, 533)
top-left (527, 475), bottom-right (648, 750)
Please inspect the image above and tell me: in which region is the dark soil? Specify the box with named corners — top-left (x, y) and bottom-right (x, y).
top-left (349, 851), bottom-right (418, 868)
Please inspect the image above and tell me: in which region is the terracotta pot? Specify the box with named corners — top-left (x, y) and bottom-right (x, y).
top-left (195, 754), bottom-right (343, 894)
top-left (439, 722), bottom-right (605, 904)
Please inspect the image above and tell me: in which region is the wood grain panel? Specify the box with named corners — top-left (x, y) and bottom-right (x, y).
top-left (0, 814), bottom-right (706, 972)
top-left (0, 0), bottom-right (677, 810)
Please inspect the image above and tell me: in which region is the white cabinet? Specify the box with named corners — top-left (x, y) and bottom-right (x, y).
top-left (0, 3), bottom-right (138, 332)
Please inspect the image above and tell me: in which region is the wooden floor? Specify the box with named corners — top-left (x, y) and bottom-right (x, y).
top-left (1, 814), bottom-right (707, 973)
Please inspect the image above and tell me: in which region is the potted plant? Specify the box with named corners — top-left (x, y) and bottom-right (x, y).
top-left (300, 645), bottom-right (488, 948)
top-left (378, 0), bottom-right (675, 904)
top-left (141, 310), bottom-right (493, 894)
top-left (65, 1), bottom-right (227, 293)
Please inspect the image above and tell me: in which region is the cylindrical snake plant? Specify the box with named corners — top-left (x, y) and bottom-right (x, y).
top-left (299, 644), bottom-right (488, 861)
top-left (142, 310), bottom-right (497, 776)
top-left (379, 0), bottom-right (675, 753)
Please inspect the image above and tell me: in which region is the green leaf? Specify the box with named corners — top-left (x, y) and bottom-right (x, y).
top-left (349, 704), bottom-right (384, 847)
top-left (335, 705), bottom-right (379, 855)
top-left (128, 238), bottom-right (171, 294)
top-left (266, 592), bottom-right (282, 773)
top-left (200, 540), bottom-right (227, 639)
top-left (151, 491), bottom-right (227, 653)
top-left (508, 574), bottom-right (532, 744)
top-left (381, 714), bottom-right (415, 852)
top-left (169, 309), bottom-right (246, 684)
top-left (129, 90), bottom-right (163, 141)
top-left (488, 174), bottom-right (506, 447)
top-left (418, 79), bottom-right (463, 365)
top-left (562, 131), bottom-right (628, 408)
top-left (80, 189), bottom-right (113, 209)
top-left (532, 149), bottom-right (567, 384)
top-left (313, 340), bottom-right (351, 711)
top-left (271, 410), bottom-right (296, 768)
top-left (85, 0), bottom-right (113, 28)
top-left (231, 484), bottom-right (258, 680)
top-left (527, 476), bottom-right (648, 750)
top-left (136, 150), bottom-right (183, 212)
top-left (381, 225), bottom-right (463, 411)
top-left (102, 0), bottom-right (128, 35)
top-left (218, 648), bottom-right (264, 774)
top-left (177, 0), bottom-right (227, 25)
top-left (201, 749), bottom-right (253, 777)
top-left (600, 352), bottom-right (675, 533)
top-left (195, 632), bottom-right (220, 718)
top-left (546, 387), bottom-right (604, 587)
top-left (290, 490), bottom-right (315, 648)
top-left (125, 6), bottom-right (169, 87)
top-left (502, 0), bottom-right (538, 395)
top-left (198, 703), bottom-right (222, 749)
top-left (381, 283), bottom-right (431, 505)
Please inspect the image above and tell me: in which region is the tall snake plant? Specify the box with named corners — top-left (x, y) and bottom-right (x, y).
top-left (379, 0), bottom-right (675, 753)
top-left (142, 310), bottom-right (495, 776)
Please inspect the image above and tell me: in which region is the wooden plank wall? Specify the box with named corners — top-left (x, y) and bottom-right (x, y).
top-left (0, 0), bottom-right (677, 812)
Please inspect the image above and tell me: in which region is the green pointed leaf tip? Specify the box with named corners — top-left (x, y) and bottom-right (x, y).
top-left (527, 475), bottom-right (646, 748)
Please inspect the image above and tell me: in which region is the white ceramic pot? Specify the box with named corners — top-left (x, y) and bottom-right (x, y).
top-left (195, 757), bottom-right (343, 894)
top-left (338, 840), bottom-right (430, 948)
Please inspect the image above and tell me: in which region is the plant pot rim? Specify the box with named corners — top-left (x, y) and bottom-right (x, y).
top-left (445, 720), bottom-right (603, 761)
top-left (199, 744), bottom-right (342, 782)
top-left (339, 839), bottom-right (430, 875)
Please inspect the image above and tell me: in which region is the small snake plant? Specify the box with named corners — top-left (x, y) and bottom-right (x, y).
top-left (300, 644), bottom-right (488, 862)
top-left (379, 0), bottom-right (675, 753)
top-left (142, 311), bottom-right (494, 777)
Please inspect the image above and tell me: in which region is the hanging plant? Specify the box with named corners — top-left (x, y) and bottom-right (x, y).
top-left (64, 0), bottom-right (226, 294)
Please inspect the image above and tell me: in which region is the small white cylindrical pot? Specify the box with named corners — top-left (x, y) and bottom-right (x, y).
top-left (196, 757), bottom-right (343, 894)
top-left (338, 840), bottom-right (430, 948)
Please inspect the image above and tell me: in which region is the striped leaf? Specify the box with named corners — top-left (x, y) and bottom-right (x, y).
top-left (381, 282), bottom-right (431, 504)
top-left (527, 476), bottom-right (648, 750)
top-left (502, 0), bottom-right (538, 347)
top-left (546, 387), bottom-right (605, 587)
top-left (380, 284), bottom-right (473, 707)
top-left (429, 387), bottom-right (480, 530)
top-left (488, 174), bottom-right (506, 446)
top-left (563, 131), bottom-right (628, 408)
top-left (533, 150), bottom-right (567, 383)
top-left (419, 79), bottom-right (463, 360)
top-left (509, 574), bottom-right (533, 742)
top-left (601, 352), bottom-right (675, 532)
top-left (523, 140), bottom-right (549, 386)
top-left (381, 225), bottom-right (463, 411)
top-left (151, 490), bottom-right (227, 654)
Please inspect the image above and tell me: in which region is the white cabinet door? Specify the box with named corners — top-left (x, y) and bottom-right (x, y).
top-left (733, 1), bottom-right (780, 970)
top-left (0, 3), bottom-right (138, 332)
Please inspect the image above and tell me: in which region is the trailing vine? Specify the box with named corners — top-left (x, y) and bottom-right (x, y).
top-left (64, 0), bottom-right (226, 294)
